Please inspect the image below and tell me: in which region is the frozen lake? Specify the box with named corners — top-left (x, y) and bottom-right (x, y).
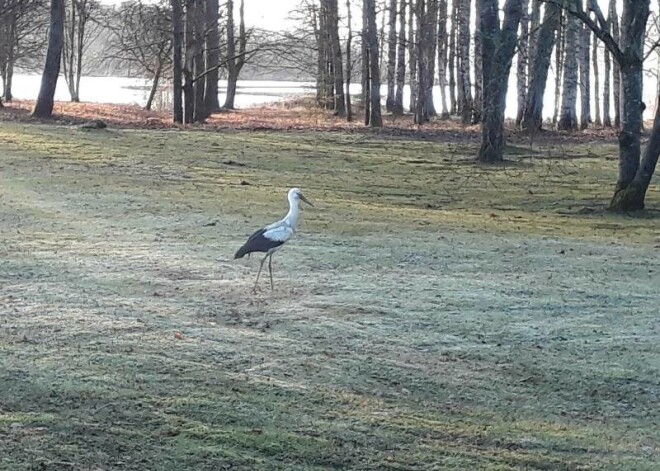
top-left (5, 73), bottom-right (658, 121)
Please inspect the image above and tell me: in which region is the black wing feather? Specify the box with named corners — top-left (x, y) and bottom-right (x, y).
top-left (234, 228), bottom-right (285, 259)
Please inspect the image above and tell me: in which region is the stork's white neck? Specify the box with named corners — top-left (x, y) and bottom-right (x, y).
top-left (283, 194), bottom-right (300, 229)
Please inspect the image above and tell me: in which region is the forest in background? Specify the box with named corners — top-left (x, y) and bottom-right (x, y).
top-left (1, 0), bottom-right (659, 211)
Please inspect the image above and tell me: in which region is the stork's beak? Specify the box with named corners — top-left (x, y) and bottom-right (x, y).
top-left (300, 193), bottom-right (314, 207)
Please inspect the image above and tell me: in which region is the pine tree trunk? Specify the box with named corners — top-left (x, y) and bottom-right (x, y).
top-left (385, 0), bottom-right (397, 112)
top-left (437, 0), bottom-right (449, 118)
top-left (515, 0), bottom-right (529, 127)
top-left (456, 0), bottom-right (472, 124)
top-left (610, 0), bottom-right (620, 128)
top-left (33, 0), bottom-right (65, 119)
top-left (520, 2), bottom-right (560, 133)
top-left (578, 21), bottom-right (590, 129)
top-left (393, 0), bottom-right (406, 115)
top-left (592, 24), bottom-right (601, 126)
top-left (557, 13), bottom-right (578, 131)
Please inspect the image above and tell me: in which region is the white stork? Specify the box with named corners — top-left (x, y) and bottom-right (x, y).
top-left (234, 187), bottom-right (314, 291)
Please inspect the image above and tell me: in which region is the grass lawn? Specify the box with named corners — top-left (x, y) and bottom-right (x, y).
top-left (1, 120), bottom-right (659, 470)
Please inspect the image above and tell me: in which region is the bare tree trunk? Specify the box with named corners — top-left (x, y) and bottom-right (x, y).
top-left (327, 0), bottom-right (346, 116)
top-left (477, 0), bottom-right (524, 163)
top-left (346, 0), bottom-right (353, 121)
top-left (521, 2), bottom-right (560, 133)
top-left (527, 0), bottom-right (540, 69)
top-left (204, 0), bottom-right (220, 113)
top-left (312, 6), bottom-right (325, 105)
top-left (183, 0), bottom-right (194, 123)
top-left (610, 0), bottom-right (620, 128)
top-left (407, 0), bottom-right (417, 113)
top-left (515, 0), bottom-right (529, 127)
top-left (557, 13), bottom-right (578, 131)
top-left (62, 0), bottom-right (77, 101)
top-left (223, 0), bottom-right (236, 110)
top-left (616, 78), bottom-right (660, 209)
top-left (414, 0), bottom-right (428, 124)
top-left (3, 60), bottom-right (12, 101)
top-left (379, 0), bottom-right (386, 71)
top-left (456, 0), bottom-right (472, 124)
top-left (578, 21), bottom-right (590, 129)
top-left (223, 0), bottom-right (248, 110)
top-left (33, 0), bottom-right (65, 119)
top-left (146, 61), bottom-right (162, 111)
top-left (448, 0), bottom-right (457, 114)
top-left (473, 3), bottom-right (482, 123)
top-left (192, 0), bottom-right (206, 122)
top-left (552, 10), bottom-right (564, 125)
top-left (592, 20), bottom-right (601, 126)
top-left (608, 1), bottom-right (648, 210)
top-left (437, 0), bottom-right (449, 118)
top-left (393, 0), bottom-right (406, 115)
top-left (602, 12), bottom-right (611, 127)
top-left (425, 0), bottom-right (438, 117)
top-left (385, 0), bottom-right (397, 112)
top-left (74, 0), bottom-right (85, 102)
top-left (362, 0), bottom-right (370, 123)
top-left (171, 0), bottom-right (183, 123)
top-left (365, 0), bottom-right (382, 127)
top-left (3, 14), bottom-right (14, 102)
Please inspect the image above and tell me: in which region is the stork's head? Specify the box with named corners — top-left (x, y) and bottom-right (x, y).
top-left (288, 187), bottom-right (314, 207)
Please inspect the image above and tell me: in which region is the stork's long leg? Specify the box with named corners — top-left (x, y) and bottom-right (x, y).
top-left (253, 254), bottom-right (269, 291)
top-left (268, 253), bottom-right (274, 291)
